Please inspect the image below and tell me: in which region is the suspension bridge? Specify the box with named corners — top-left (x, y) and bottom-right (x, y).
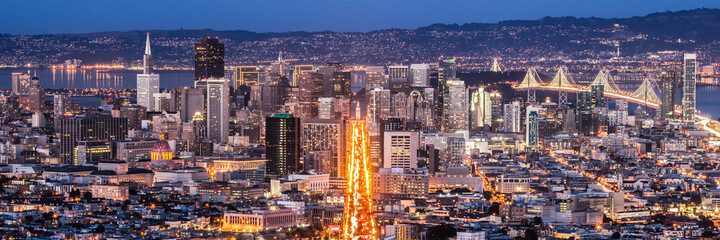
top-left (514, 67), bottom-right (661, 108)
top-left (514, 67), bottom-right (720, 138)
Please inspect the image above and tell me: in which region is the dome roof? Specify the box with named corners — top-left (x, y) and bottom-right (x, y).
top-left (152, 140), bottom-right (172, 153)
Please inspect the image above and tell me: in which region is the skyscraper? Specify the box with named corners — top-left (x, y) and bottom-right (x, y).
top-left (409, 64), bottom-right (430, 87)
top-left (234, 66), bottom-right (259, 87)
top-left (577, 89), bottom-right (592, 112)
top-left (503, 100), bottom-right (521, 132)
top-left (388, 65), bottom-right (409, 80)
top-left (179, 87), bottom-right (205, 122)
top-left (27, 76), bottom-right (44, 113)
top-left (526, 106), bottom-right (540, 149)
top-left (366, 86), bottom-right (392, 123)
top-left (137, 33), bottom-right (159, 110)
top-left (443, 78), bottom-right (468, 133)
top-left (266, 113), bottom-right (301, 175)
top-left (590, 83), bottom-right (605, 109)
top-left (438, 59), bottom-right (457, 83)
top-left (406, 89), bottom-right (433, 128)
top-left (194, 37), bottom-right (225, 80)
top-left (318, 97), bottom-right (334, 119)
top-left (365, 66), bottom-right (386, 87)
top-left (301, 119), bottom-right (345, 177)
top-left (270, 51), bottom-right (290, 78)
top-left (297, 73), bottom-right (324, 119)
top-left (437, 58), bottom-right (457, 131)
top-left (682, 53), bottom-right (697, 122)
top-left (383, 131), bottom-right (419, 169)
top-left (490, 92), bottom-right (503, 131)
top-left (119, 104), bottom-right (147, 130)
top-left (391, 92), bottom-right (408, 118)
top-left (54, 94), bottom-right (71, 116)
top-left (293, 65), bottom-right (315, 86)
top-left (199, 78), bottom-right (230, 143)
top-left (11, 72), bottom-right (31, 95)
top-left (470, 87), bottom-right (492, 133)
top-left (660, 69), bottom-right (677, 121)
top-left (58, 114), bottom-right (128, 164)
top-left (332, 71), bottom-right (352, 98)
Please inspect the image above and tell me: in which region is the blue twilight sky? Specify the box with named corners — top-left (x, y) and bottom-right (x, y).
top-left (2, 0), bottom-right (720, 35)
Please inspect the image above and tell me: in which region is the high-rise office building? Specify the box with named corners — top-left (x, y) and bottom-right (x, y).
top-left (179, 87), bottom-right (205, 122)
top-left (301, 119), bottom-right (345, 177)
top-left (350, 70), bottom-right (366, 93)
top-left (54, 94), bottom-right (71, 116)
top-left (58, 114), bottom-right (128, 164)
top-left (682, 53), bottom-right (697, 122)
top-left (503, 100), bottom-right (521, 132)
top-left (443, 78), bottom-right (468, 132)
top-left (579, 112), bottom-right (600, 136)
top-left (119, 104), bottom-right (147, 130)
top-left (194, 37), bottom-right (225, 80)
top-left (10, 74), bottom-right (28, 91)
top-left (26, 77), bottom-right (44, 113)
top-left (366, 86), bottom-right (392, 123)
top-left (332, 71), bottom-right (352, 98)
top-left (383, 131), bottom-right (419, 169)
top-left (293, 65), bottom-right (315, 86)
top-left (389, 78), bottom-right (411, 94)
top-left (11, 72), bottom-right (31, 95)
top-left (388, 65), bottom-right (409, 80)
top-left (445, 137), bottom-right (466, 167)
top-left (198, 78), bottom-right (230, 143)
top-left (590, 83), bottom-right (605, 109)
top-left (437, 58), bottom-right (457, 131)
top-left (266, 113), bottom-right (301, 175)
top-left (137, 33), bottom-right (160, 110)
top-left (318, 97), bottom-right (334, 119)
top-left (470, 87), bottom-right (492, 132)
top-left (660, 69), bottom-right (677, 121)
top-left (391, 92), bottom-right (408, 118)
top-left (577, 89), bottom-right (592, 112)
top-left (438, 59), bottom-right (457, 82)
top-left (409, 64), bottom-right (429, 86)
top-left (406, 89), bottom-right (433, 128)
top-left (365, 66), bottom-right (386, 87)
top-left (297, 73), bottom-right (324, 119)
top-left (234, 66), bottom-right (260, 87)
top-left (490, 91), bottom-right (503, 131)
top-left (317, 65), bottom-right (338, 97)
top-left (526, 106), bottom-right (540, 149)
top-left (270, 52), bottom-right (290, 78)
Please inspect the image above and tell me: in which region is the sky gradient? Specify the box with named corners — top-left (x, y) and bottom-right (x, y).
top-left (3, 0), bottom-right (720, 35)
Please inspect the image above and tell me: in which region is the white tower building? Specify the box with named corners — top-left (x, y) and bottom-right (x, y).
top-left (137, 33), bottom-right (159, 110)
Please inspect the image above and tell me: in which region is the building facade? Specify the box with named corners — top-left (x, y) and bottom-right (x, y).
top-left (266, 113), bottom-right (301, 175)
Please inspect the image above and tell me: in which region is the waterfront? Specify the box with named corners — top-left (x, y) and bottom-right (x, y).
top-left (0, 68), bottom-right (197, 90)
top-left (1, 68), bottom-right (719, 119)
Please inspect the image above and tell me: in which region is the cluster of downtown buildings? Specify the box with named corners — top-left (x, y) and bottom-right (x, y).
top-left (0, 34), bottom-right (718, 240)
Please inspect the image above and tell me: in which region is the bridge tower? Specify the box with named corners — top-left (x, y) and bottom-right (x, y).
top-left (518, 68), bottom-right (542, 103)
top-left (548, 67), bottom-right (575, 107)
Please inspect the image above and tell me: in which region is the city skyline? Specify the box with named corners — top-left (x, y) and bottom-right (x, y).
top-left (2, 1), bottom-right (720, 239)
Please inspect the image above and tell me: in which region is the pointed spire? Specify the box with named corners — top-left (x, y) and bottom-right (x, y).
top-left (145, 32), bottom-right (152, 55)
top-left (490, 58), bottom-right (502, 72)
top-left (278, 51), bottom-right (282, 61)
top-left (143, 32), bottom-right (153, 74)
